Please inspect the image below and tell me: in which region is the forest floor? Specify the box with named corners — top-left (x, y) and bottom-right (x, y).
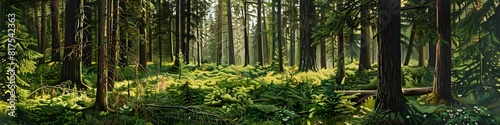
top-left (1, 61), bottom-right (499, 125)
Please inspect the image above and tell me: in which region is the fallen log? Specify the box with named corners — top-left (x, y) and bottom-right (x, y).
top-left (337, 87), bottom-right (433, 103)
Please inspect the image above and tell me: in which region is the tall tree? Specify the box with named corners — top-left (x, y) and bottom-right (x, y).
top-left (158, 0), bottom-right (163, 67)
top-left (298, 0), bottom-right (316, 71)
top-left (227, 0), bottom-right (235, 65)
top-left (95, 0), bottom-right (108, 111)
top-left (243, 0), bottom-right (250, 66)
top-left (358, 2), bottom-right (371, 71)
top-left (335, 1), bottom-right (345, 84)
top-left (375, 0), bottom-right (407, 111)
top-left (51, 0), bottom-right (62, 62)
top-left (119, 0), bottom-right (129, 67)
top-left (174, 0), bottom-right (181, 68)
top-left (427, 0), bottom-right (436, 68)
top-left (184, 0), bottom-right (191, 64)
top-left (288, 0), bottom-right (295, 66)
top-left (39, 0), bottom-right (47, 65)
top-left (139, 0), bottom-right (148, 71)
top-left (108, 0), bottom-right (118, 90)
top-left (82, 0), bottom-right (92, 66)
top-left (59, 0), bottom-right (86, 89)
top-left (433, 0), bottom-right (453, 103)
top-left (216, 0), bottom-right (223, 65)
top-left (256, 0), bottom-right (263, 66)
top-left (277, 0), bottom-right (283, 72)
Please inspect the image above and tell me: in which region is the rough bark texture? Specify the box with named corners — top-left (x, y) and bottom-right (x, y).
top-left (82, 0), bottom-right (92, 66)
top-left (227, 0), bottom-right (235, 65)
top-left (298, 0), bottom-right (316, 72)
top-left (359, 2), bottom-right (371, 71)
top-left (433, 0), bottom-right (453, 103)
top-left (184, 0), bottom-right (191, 64)
top-left (51, 0), bottom-right (62, 62)
top-left (216, 0), bottom-right (223, 65)
top-left (60, 0), bottom-right (86, 90)
top-left (335, 1), bottom-right (344, 84)
top-left (256, 0), bottom-right (263, 66)
top-left (243, 0), bottom-right (250, 66)
top-left (375, 0), bottom-right (407, 112)
top-left (95, 0), bottom-right (108, 111)
top-left (39, 0), bottom-right (47, 64)
top-left (139, 2), bottom-right (148, 71)
top-left (119, 0), bottom-right (129, 67)
top-left (277, 0), bottom-right (283, 72)
top-left (108, 0), bottom-right (117, 90)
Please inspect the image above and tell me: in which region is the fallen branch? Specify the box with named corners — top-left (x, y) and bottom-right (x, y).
top-left (338, 87), bottom-right (433, 103)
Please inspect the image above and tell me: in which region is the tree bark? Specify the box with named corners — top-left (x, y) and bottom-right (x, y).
top-left (433, 0), bottom-right (454, 103)
top-left (298, 0), bottom-right (316, 72)
top-left (95, 0), bottom-right (108, 111)
top-left (158, 0), bottom-right (163, 66)
top-left (51, 0), bottom-right (62, 62)
top-left (139, 1), bottom-right (148, 71)
top-left (277, 0), bottom-right (283, 72)
top-left (375, 0), bottom-right (407, 112)
top-left (184, 0), bottom-right (191, 64)
top-left (359, 2), bottom-right (371, 71)
top-left (256, 0), bottom-right (263, 66)
top-left (216, 0), bottom-right (223, 65)
top-left (243, 0), bottom-right (250, 66)
top-left (119, 0), bottom-right (129, 67)
top-left (39, 0), bottom-right (47, 65)
top-left (335, 1), bottom-right (345, 84)
top-left (108, 0), bottom-right (118, 90)
top-left (82, 0), bottom-right (92, 66)
top-left (60, 0), bottom-right (86, 90)
top-left (227, 0), bottom-right (235, 65)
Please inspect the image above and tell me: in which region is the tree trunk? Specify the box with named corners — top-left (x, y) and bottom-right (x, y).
top-left (216, 0), bottom-right (223, 65)
top-left (60, 0), bottom-right (86, 90)
top-left (263, 8), bottom-right (270, 65)
top-left (166, 1), bottom-right (173, 62)
top-left (148, 20), bottom-right (153, 62)
top-left (119, 0), bottom-right (128, 67)
top-left (158, 0), bottom-right (162, 66)
top-left (298, 0), bottom-right (316, 72)
top-left (418, 43), bottom-right (425, 67)
top-left (277, 0), bottom-right (283, 72)
top-left (139, 1), bottom-right (148, 71)
top-left (289, 0), bottom-right (296, 66)
top-left (335, 1), bottom-right (345, 84)
top-left (39, 0), bottom-right (47, 65)
top-left (375, 0), bottom-right (407, 112)
top-left (433, 0), bottom-right (454, 103)
top-left (336, 31), bottom-right (344, 84)
top-left (107, 0), bottom-right (118, 90)
top-left (184, 0), bottom-right (191, 64)
top-left (359, 2), bottom-right (371, 71)
top-left (227, 0), bottom-right (235, 65)
top-left (256, 0), bottom-right (263, 66)
top-left (82, 0), bottom-right (92, 66)
top-left (174, 0), bottom-right (181, 68)
top-left (95, 0), bottom-right (108, 111)
top-left (243, 0), bottom-right (250, 66)
top-left (403, 24), bottom-right (416, 66)
top-left (51, 0), bottom-right (62, 62)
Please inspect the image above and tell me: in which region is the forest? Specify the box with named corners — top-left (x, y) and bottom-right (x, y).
top-left (0, 0), bottom-right (500, 124)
